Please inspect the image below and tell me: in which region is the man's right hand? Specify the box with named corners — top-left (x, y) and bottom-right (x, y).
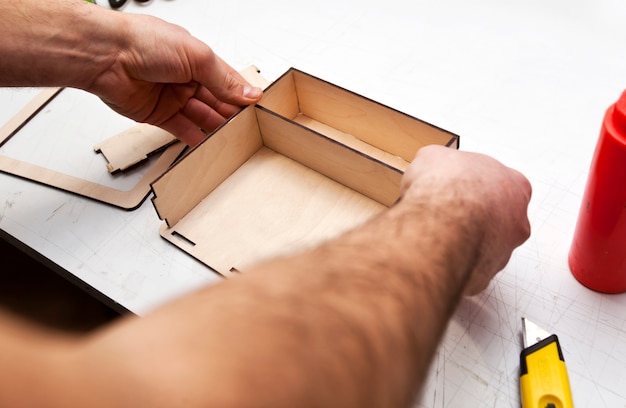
top-left (399, 145), bottom-right (532, 296)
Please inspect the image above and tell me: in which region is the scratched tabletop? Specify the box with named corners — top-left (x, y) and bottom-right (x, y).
top-left (1, 0), bottom-right (625, 406)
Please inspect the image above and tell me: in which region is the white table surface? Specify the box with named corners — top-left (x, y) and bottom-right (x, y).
top-left (1, 0), bottom-right (626, 406)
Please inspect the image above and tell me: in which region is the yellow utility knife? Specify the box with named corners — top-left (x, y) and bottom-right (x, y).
top-left (519, 318), bottom-right (574, 408)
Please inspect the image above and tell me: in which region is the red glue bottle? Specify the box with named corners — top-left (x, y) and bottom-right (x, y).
top-left (569, 89), bottom-right (626, 293)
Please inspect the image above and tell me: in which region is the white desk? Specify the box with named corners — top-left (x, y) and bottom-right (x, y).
top-left (1, 0), bottom-right (625, 406)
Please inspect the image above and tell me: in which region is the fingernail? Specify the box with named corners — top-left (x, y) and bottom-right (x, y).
top-left (243, 85), bottom-right (263, 99)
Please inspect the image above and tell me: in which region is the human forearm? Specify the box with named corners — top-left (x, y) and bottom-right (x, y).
top-left (0, 0), bottom-right (122, 89)
top-left (0, 311), bottom-right (79, 407)
top-left (225, 197), bottom-right (480, 406)
top-left (0, 0), bottom-right (261, 144)
top-left (66, 147), bottom-right (530, 408)
top-left (68, 190), bottom-right (479, 408)
top-left (6, 147), bottom-right (528, 408)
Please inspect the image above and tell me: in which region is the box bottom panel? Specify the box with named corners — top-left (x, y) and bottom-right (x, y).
top-left (160, 147), bottom-right (386, 277)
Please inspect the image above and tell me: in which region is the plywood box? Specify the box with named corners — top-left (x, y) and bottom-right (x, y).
top-left (150, 68), bottom-right (459, 277)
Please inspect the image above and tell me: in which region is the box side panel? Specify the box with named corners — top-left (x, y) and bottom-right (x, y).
top-left (159, 147), bottom-right (385, 277)
top-left (292, 115), bottom-right (409, 172)
top-left (256, 107), bottom-right (403, 207)
top-left (292, 70), bottom-right (458, 161)
top-left (256, 69), bottom-right (300, 119)
top-left (151, 107), bottom-right (263, 227)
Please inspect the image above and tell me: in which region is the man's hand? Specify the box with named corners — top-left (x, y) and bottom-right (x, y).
top-left (86, 13), bottom-right (263, 146)
top-left (0, 0), bottom-right (262, 146)
top-left (399, 145), bottom-right (532, 295)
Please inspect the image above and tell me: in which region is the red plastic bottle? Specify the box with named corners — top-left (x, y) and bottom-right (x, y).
top-left (569, 89), bottom-right (626, 293)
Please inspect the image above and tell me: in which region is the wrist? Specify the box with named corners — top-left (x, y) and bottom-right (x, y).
top-left (0, 0), bottom-right (126, 89)
top-left (52, 1), bottom-right (130, 91)
top-left (70, 3), bottom-right (130, 91)
top-left (387, 187), bottom-right (483, 293)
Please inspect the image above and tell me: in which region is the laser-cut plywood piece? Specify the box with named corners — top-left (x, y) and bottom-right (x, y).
top-left (0, 66), bottom-right (270, 210)
top-left (94, 123), bottom-right (178, 174)
top-left (151, 68), bottom-right (460, 277)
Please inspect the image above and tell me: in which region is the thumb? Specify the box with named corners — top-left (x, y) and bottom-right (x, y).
top-left (199, 53), bottom-right (263, 105)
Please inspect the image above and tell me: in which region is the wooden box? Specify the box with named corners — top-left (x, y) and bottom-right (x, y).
top-left (150, 68), bottom-right (459, 277)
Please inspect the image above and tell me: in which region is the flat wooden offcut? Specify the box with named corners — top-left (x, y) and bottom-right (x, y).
top-left (94, 123), bottom-right (178, 174)
top-left (151, 68), bottom-right (460, 277)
